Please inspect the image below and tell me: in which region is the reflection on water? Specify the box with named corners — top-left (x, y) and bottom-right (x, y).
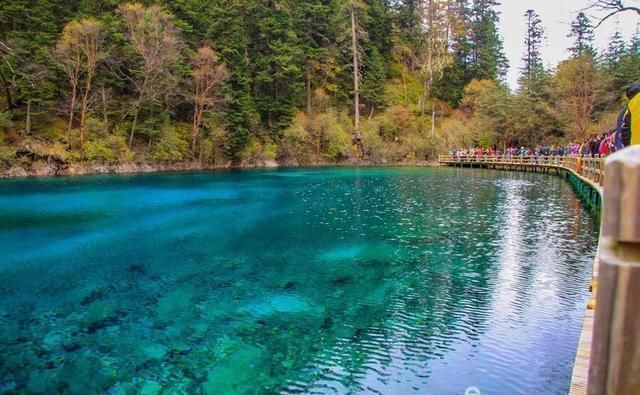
top-left (0, 167), bottom-right (598, 394)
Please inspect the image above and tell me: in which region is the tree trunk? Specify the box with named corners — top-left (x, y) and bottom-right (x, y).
top-left (67, 84), bottom-right (77, 150)
top-left (79, 70), bottom-right (94, 158)
top-left (25, 98), bottom-right (31, 135)
top-left (129, 105), bottom-right (139, 148)
top-left (431, 103), bottom-right (436, 136)
top-left (192, 104), bottom-right (202, 158)
top-left (0, 69), bottom-right (13, 110)
top-left (101, 85), bottom-right (108, 126)
top-left (306, 65), bottom-right (312, 115)
top-left (350, 2), bottom-right (362, 156)
top-left (402, 69), bottom-right (407, 105)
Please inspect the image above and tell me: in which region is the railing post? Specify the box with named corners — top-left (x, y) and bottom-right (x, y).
top-left (588, 147), bottom-right (640, 395)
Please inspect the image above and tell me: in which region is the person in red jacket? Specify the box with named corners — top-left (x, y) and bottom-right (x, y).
top-left (598, 134), bottom-right (610, 156)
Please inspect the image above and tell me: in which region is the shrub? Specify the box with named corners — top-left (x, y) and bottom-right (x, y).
top-left (85, 135), bottom-right (133, 164)
top-left (279, 112), bottom-right (310, 164)
top-left (401, 132), bottom-right (430, 161)
top-left (241, 137), bottom-right (278, 166)
top-left (199, 119), bottom-right (229, 166)
top-left (151, 124), bottom-right (190, 162)
top-left (360, 126), bottom-right (386, 163)
top-left (309, 111), bottom-right (353, 162)
top-left (85, 140), bottom-right (116, 164)
top-left (0, 112), bottom-right (14, 130)
top-left (324, 126), bottom-right (352, 162)
top-left (0, 144), bottom-right (16, 168)
top-left (84, 117), bottom-right (109, 139)
top-left (437, 113), bottom-right (473, 150)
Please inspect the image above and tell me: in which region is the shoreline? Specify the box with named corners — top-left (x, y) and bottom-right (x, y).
top-left (0, 160), bottom-right (440, 180)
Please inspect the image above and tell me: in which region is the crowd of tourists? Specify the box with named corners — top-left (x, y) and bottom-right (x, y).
top-left (449, 81), bottom-right (640, 158)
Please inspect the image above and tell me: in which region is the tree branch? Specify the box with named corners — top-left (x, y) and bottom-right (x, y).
top-left (588, 1), bottom-right (640, 29)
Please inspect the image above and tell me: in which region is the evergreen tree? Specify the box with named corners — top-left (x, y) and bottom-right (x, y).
top-left (568, 12), bottom-right (595, 58)
top-left (631, 24), bottom-right (640, 55)
top-left (291, 0), bottom-right (340, 114)
top-left (394, 0), bottom-right (422, 48)
top-left (519, 9), bottom-right (546, 95)
top-left (361, 45), bottom-right (387, 113)
top-left (611, 26), bottom-right (640, 92)
top-left (248, 0), bottom-right (303, 135)
top-left (207, 0), bottom-right (257, 161)
top-left (469, 0), bottom-right (508, 81)
top-left (605, 29), bottom-right (627, 66)
top-left (363, 0), bottom-right (394, 58)
top-left (433, 0), bottom-right (474, 105)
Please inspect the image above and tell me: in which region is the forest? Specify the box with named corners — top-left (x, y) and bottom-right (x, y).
top-left (0, 0), bottom-right (639, 174)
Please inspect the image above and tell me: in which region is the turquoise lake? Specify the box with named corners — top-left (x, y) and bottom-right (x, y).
top-left (0, 167), bottom-right (598, 394)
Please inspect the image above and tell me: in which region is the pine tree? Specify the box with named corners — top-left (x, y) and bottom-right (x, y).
top-left (206, 0), bottom-right (257, 161)
top-left (604, 29), bottom-right (626, 67)
top-left (631, 24), bottom-right (640, 55)
top-left (433, 0), bottom-right (474, 106)
top-left (248, 0), bottom-right (303, 134)
top-left (611, 26), bottom-right (640, 91)
top-left (394, 0), bottom-right (422, 47)
top-left (469, 0), bottom-right (508, 81)
top-left (520, 10), bottom-right (544, 82)
top-left (568, 12), bottom-right (595, 58)
top-left (291, 0), bottom-right (339, 115)
top-left (364, 0), bottom-right (394, 58)
top-left (361, 45), bottom-right (387, 114)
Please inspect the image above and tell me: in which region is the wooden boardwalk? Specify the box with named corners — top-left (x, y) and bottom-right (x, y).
top-left (439, 155), bottom-right (605, 395)
top-left (569, 252), bottom-right (598, 395)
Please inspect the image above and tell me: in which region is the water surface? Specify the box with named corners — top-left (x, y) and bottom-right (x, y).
top-left (0, 167), bottom-right (598, 394)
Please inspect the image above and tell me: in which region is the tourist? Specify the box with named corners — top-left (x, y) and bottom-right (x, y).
top-left (616, 82), bottom-right (640, 147)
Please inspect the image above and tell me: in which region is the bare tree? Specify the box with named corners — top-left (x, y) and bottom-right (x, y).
top-left (54, 19), bottom-right (106, 153)
top-left (418, 0), bottom-right (452, 129)
top-left (77, 19), bottom-right (106, 156)
top-left (350, 2), bottom-right (360, 142)
top-left (54, 22), bottom-right (83, 149)
top-left (117, 3), bottom-right (182, 147)
top-left (588, 0), bottom-right (640, 28)
top-left (349, 0), bottom-right (365, 158)
top-left (551, 55), bottom-right (611, 140)
top-left (191, 46), bottom-right (229, 158)
top-left (0, 40), bottom-right (15, 110)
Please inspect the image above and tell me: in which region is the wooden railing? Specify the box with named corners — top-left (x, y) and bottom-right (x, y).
top-left (588, 147), bottom-right (640, 395)
top-left (438, 155), bottom-right (606, 188)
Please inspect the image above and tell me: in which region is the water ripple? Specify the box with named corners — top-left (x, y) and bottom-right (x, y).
top-left (0, 168), bottom-right (598, 394)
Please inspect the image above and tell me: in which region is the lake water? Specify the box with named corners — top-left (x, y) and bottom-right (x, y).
top-left (0, 167), bottom-right (598, 394)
